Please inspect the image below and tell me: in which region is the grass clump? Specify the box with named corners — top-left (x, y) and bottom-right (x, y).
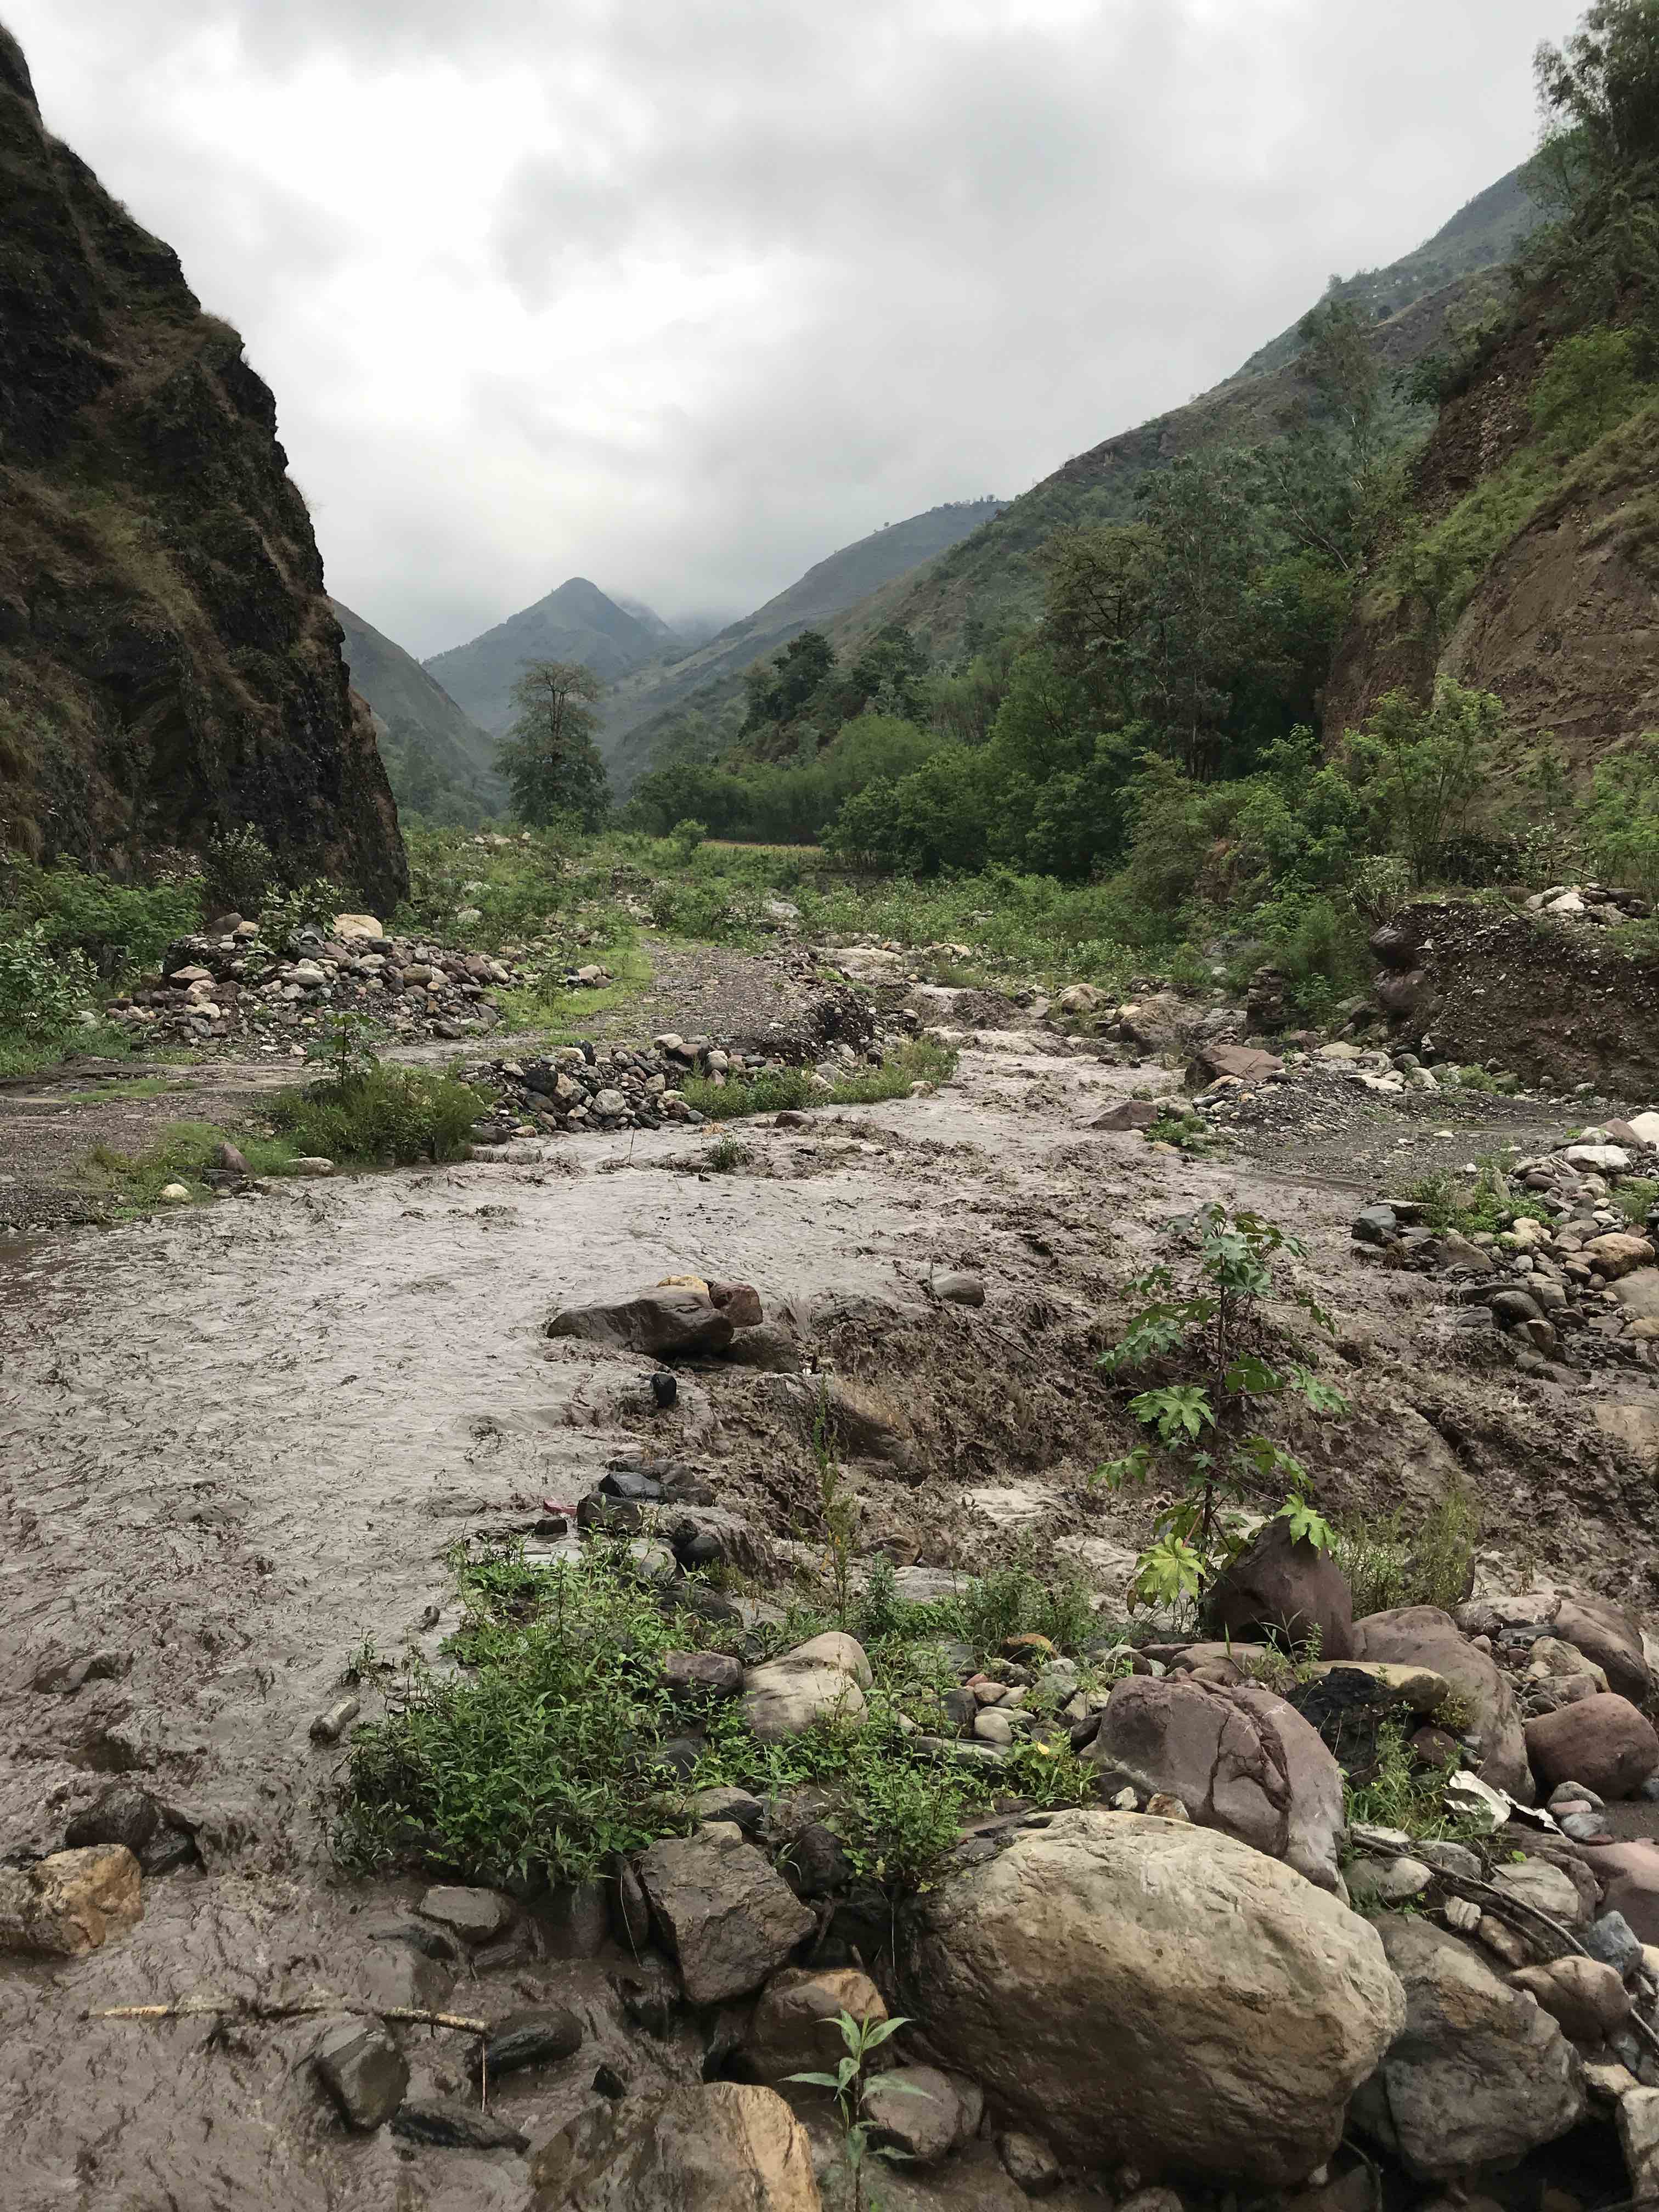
top-left (1333, 1488), bottom-right (1481, 1620)
top-left (84, 1119), bottom-right (298, 1206)
top-left (268, 1064), bottom-right (488, 1165)
top-left (684, 1038), bottom-right (958, 1123)
top-left (337, 1541), bottom-right (1100, 1900)
top-left (1344, 1723), bottom-right (1474, 1847)
top-left (1615, 1177), bottom-right (1659, 1227)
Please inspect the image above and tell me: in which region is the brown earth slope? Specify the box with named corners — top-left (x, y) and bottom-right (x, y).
top-left (0, 27), bottom-right (405, 909)
top-left (1324, 313), bottom-right (1659, 768)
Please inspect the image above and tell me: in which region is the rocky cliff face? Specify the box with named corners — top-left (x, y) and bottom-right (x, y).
top-left (0, 27), bottom-right (405, 910)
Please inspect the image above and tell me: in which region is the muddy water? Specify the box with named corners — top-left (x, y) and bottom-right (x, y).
top-left (0, 1040), bottom-right (1630, 2208)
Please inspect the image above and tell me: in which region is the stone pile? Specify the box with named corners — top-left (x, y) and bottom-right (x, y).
top-left (106, 913), bottom-right (534, 1052)
top-left (466, 1028), bottom-right (891, 1142)
top-left (1352, 1121), bottom-right (1659, 1369)
top-left (1525, 882), bottom-right (1655, 925)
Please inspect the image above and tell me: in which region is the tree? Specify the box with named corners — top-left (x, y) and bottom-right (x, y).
top-left (1536, 1), bottom-right (1659, 196)
top-left (496, 660), bottom-right (611, 829)
top-left (1346, 681), bottom-right (1505, 884)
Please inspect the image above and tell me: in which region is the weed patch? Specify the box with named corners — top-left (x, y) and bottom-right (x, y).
top-left (269, 1065), bottom-right (488, 1165)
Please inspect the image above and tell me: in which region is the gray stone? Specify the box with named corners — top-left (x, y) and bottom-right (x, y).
top-left (390, 2100), bottom-right (530, 2152)
top-left (313, 2016), bottom-right (408, 2131)
top-left (996, 2131), bottom-right (1061, 2196)
top-left (64, 1785), bottom-right (158, 1854)
top-left (1349, 1917), bottom-right (1585, 2180)
top-left (743, 1633), bottom-right (871, 1742)
top-left (637, 1830), bottom-right (814, 2004)
top-left (1088, 1674), bottom-right (1345, 1890)
top-left (1353, 1606), bottom-right (1532, 1799)
top-left (417, 1884), bottom-right (510, 1944)
top-left (862, 2066), bottom-right (965, 2163)
top-left (665, 1651), bottom-right (744, 1696)
top-left (1346, 1855), bottom-right (1431, 1906)
top-left (901, 1809), bottom-right (1403, 2185)
top-left (546, 1288), bottom-right (735, 1359)
top-left (933, 1271), bottom-right (985, 1307)
top-left (1352, 1206), bottom-right (1398, 1246)
top-left (1583, 1912), bottom-right (1646, 1979)
top-left (468, 2004), bottom-right (583, 2080)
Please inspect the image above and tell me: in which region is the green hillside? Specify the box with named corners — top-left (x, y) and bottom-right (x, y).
top-left (426, 577), bottom-right (670, 737)
top-left (599, 499), bottom-right (1005, 791)
top-left (331, 597), bottom-right (505, 825)
top-left (811, 166), bottom-right (1547, 669)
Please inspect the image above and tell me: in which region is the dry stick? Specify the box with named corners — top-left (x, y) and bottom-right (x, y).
top-left (86, 1997), bottom-right (489, 2035)
top-left (1431, 1868), bottom-right (1659, 2066)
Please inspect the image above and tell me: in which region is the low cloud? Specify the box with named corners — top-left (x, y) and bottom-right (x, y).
top-left (10, 0), bottom-right (1579, 654)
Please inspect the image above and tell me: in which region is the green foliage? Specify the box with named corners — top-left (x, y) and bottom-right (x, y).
top-left (261, 877), bottom-right (341, 952)
top-left (269, 1064), bottom-right (487, 1166)
top-left (83, 1118), bottom-right (298, 1206)
top-left (1345, 682), bottom-right (1507, 884)
top-left (497, 660), bottom-right (612, 830)
top-left (1096, 1205), bottom-right (1345, 1611)
top-left (669, 817), bottom-right (708, 861)
top-left (1578, 733), bottom-right (1659, 897)
top-left (1344, 1722), bottom-right (1471, 1845)
top-left (0, 920), bottom-right (97, 1036)
top-left (1, 860), bottom-right (202, 977)
top-left (1333, 1490), bottom-right (1482, 1621)
top-left (703, 1133), bottom-right (750, 1173)
top-left (789, 2009), bottom-right (915, 2212)
top-left (201, 823), bottom-right (276, 916)
top-left (682, 1039), bottom-right (957, 1121)
top-left (957, 1558), bottom-right (1096, 1660)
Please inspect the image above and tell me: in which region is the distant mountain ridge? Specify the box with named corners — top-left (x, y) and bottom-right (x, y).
top-left (598, 499), bottom-right (1006, 791)
top-left (808, 163), bottom-right (1548, 670)
top-left (424, 576), bottom-right (670, 736)
top-left (330, 597), bottom-right (505, 824)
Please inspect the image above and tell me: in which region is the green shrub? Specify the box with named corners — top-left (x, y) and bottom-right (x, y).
top-left (261, 878), bottom-right (342, 953)
top-left (201, 823), bottom-right (276, 916)
top-left (1, 861), bottom-right (202, 977)
top-left (1334, 1489), bottom-right (1480, 1620)
top-left (682, 1066), bottom-right (814, 1118)
top-left (269, 1065), bottom-right (487, 1164)
top-left (0, 921), bottom-right (97, 1036)
top-left (83, 1119), bottom-right (298, 1205)
top-left (669, 817), bottom-right (708, 861)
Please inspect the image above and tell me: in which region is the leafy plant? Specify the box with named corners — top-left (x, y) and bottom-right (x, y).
top-left (201, 823), bottom-right (276, 916)
top-left (304, 1011), bottom-right (382, 1085)
top-left (262, 877), bottom-right (340, 953)
top-left (1096, 1205), bottom-right (1346, 1609)
top-left (269, 1064), bottom-right (487, 1165)
top-left (1334, 1491), bottom-right (1481, 1620)
top-left (0, 921), bottom-right (96, 1037)
top-left (669, 817), bottom-right (709, 861)
top-left (813, 1383), bottom-right (860, 1629)
top-left (789, 2009), bottom-right (916, 2212)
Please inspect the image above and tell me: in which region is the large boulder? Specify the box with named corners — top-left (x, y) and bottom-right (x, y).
top-left (1088, 1675), bottom-right (1345, 1889)
top-left (545, 1289), bottom-right (734, 1359)
top-left (1352, 1606), bottom-right (1532, 1800)
top-left (1550, 1595), bottom-right (1653, 1705)
top-left (533, 2083), bottom-right (820, 2212)
top-left (1526, 1694), bottom-right (1659, 1801)
top-left (745, 1967), bottom-right (887, 2084)
top-left (0, 1844), bottom-right (141, 1956)
top-left (901, 1810), bottom-right (1404, 2185)
top-left (1206, 1519), bottom-right (1356, 1660)
top-left (1349, 1918), bottom-right (1585, 2180)
top-left (1189, 1043), bottom-right (1285, 1086)
top-left (636, 1832), bottom-right (813, 2004)
top-left (743, 1634), bottom-right (871, 1743)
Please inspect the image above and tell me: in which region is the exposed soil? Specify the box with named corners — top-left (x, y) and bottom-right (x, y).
top-left (2, 950), bottom-right (1658, 2207)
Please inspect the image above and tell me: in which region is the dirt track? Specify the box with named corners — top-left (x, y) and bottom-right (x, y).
top-left (2, 1011), bottom-right (1658, 2207)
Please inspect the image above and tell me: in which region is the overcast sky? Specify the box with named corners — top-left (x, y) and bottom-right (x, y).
top-left (12, 0), bottom-right (1580, 658)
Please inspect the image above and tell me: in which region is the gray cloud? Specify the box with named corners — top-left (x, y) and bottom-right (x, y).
top-left (9, 0), bottom-right (1583, 655)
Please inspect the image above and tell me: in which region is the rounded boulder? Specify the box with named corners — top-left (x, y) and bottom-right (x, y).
top-left (1526, 1693), bottom-right (1659, 1801)
top-left (900, 1809), bottom-right (1404, 2185)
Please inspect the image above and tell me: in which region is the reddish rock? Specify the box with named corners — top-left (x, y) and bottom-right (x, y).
top-left (1526, 1694), bottom-right (1659, 1801)
top-left (1550, 1596), bottom-right (1652, 1705)
top-left (1588, 1839), bottom-right (1659, 1944)
top-left (1207, 1517), bottom-right (1356, 1661)
top-left (1088, 1673), bottom-right (1345, 1889)
top-left (708, 1280), bottom-right (764, 1329)
top-left (1189, 1043), bottom-right (1285, 1086)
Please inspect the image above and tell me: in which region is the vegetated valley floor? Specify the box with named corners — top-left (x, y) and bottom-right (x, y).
top-left (1, 944), bottom-right (1658, 2207)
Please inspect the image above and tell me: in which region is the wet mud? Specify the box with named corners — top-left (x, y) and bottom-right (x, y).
top-left (2, 1034), bottom-right (1657, 2205)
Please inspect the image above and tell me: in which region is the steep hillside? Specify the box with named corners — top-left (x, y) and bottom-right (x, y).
top-left (330, 597), bottom-right (505, 823)
top-left (424, 577), bottom-right (667, 737)
top-left (599, 498), bottom-right (1005, 790)
top-left (1323, 310), bottom-right (1659, 770)
top-left (811, 167), bottom-right (1547, 672)
top-left (0, 27), bottom-right (404, 911)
